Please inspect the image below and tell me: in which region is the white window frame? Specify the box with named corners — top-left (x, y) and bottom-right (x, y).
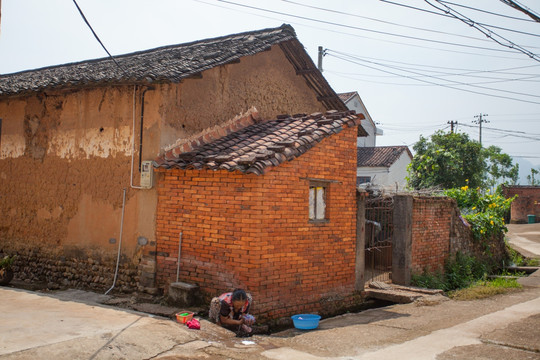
top-left (309, 181), bottom-right (328, 223)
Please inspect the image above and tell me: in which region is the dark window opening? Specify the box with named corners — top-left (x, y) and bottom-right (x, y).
top-left (357, 176), bottom-right (371, 185)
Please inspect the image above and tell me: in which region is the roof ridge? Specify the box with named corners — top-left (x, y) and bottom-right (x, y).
top-left (0, 24), bottom-right (300, 96)
top-left (0, 24), bottom-right (295, 78)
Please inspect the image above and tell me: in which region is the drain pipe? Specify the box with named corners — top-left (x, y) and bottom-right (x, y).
top-left (130, 86), bottom-right (144, 190)
top-left (129, 85), bottom-right (154, 189)
top-left (105, 188), bottom-right (127, 295)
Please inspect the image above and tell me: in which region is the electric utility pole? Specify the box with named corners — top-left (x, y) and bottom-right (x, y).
top-left (473, 114), bottom-right (489, 145)
top-left (447, 120), bottom-right (458, 133)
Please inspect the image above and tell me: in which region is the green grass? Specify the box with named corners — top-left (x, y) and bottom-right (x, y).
top-left (506, 241), bottom-right (540, 267)
top-left (449, 277), bottom-right (522, 300)
top-left (411, 252), bottom-right (526, 300)
top-left (411, 252), bottom-right (492, 292)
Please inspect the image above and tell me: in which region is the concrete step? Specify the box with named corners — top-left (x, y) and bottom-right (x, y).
top-left (365, 288), bottom-right (423, 304)
top-left (366, 282), bottom-right (444, 304)
top-left (506, 266), bottom-right (540, 274)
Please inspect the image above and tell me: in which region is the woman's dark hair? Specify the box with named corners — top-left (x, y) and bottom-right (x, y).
top-left (231, 289), bottom-right (247, 301)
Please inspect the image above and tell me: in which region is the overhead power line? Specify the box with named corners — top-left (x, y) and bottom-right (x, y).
top-left (439, 1), bottom-right (538, 22)
top-left (280, 0), bottom-right (509, 43)
top-left (327, 49), bottom-right (540, 102)
top-left (499, 0), bottom-right (540, 22)
top-left (326, 51), bottom-right (540, 105)
top-left (325, 52), bottom-right (540, 83)
top-left (424, 0), bottom-right (540, 62)
top-left (459, 123), bottom-right (540, 141)
top-left (71, 0), bottom-right (128, 75)
top-left (194, 0), bottom-right (537, 61)
top-left (211, 0), bottom-right (533, 54)
top-left (381, 0), bottom-right (540, 37)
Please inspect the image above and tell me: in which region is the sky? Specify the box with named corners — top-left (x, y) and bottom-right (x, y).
top-left (1, 0), bottom-right (539, 183)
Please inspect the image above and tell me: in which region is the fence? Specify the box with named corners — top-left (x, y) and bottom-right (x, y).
top-left (364, 196), bottom-right (393, 283)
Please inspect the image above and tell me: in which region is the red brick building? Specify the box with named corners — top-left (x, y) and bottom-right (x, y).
top-left (154, 110), bottom-right (366, 320)
top-left (502, 185), bottom-right (540, 223)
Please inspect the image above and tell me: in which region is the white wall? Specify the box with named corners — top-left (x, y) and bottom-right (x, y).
top-left (357, 119), bottom-right (376, 147)
top-left (357, 152), bottom-right (412, 191)
top-left (342, 94), bottom-right (379, 147)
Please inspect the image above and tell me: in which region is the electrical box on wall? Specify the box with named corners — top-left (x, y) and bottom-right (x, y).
top-left (140, 160), bottom-right (154, 189)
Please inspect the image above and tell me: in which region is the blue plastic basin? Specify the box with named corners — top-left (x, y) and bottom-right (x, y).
top-left (291, 314), bottom-right (321, 330)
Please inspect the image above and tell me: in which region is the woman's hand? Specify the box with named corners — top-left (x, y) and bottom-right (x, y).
top-left (242, 314), bottom-right (255, 326)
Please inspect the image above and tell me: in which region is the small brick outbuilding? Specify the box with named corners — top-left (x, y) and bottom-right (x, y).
top-left (153, 110), bottom-right (367, 320)
top-left (502, 185), bottom-right (540, 223)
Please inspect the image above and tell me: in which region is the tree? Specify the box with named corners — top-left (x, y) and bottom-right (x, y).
top-left (483, 145), bottom-right (519, 188)
top-left (527, 168), bottom-right (540, 185)
top-left (407, 131), bottom-right (519, 190)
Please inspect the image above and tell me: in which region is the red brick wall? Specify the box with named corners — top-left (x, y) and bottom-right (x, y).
top-left (502, 186), bottom-right (540, 223)
top-left (411, 197), bottom-right (454, 274)
top-left (155, 125), bottom-right (358, 320)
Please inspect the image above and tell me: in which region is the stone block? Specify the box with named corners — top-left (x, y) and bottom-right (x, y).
top-left (167, 281), bottom-right (201, 307)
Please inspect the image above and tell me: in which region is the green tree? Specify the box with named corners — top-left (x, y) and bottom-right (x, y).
top-left (407, 131), bottom-right (519, 190)
top-left (527, 168), bottom-right (539, 185)
top-left (483, 145), bottom-right (519, 189)
top-left (407, 132), bottom-right (484, 189)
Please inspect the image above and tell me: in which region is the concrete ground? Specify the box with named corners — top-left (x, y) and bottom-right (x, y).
top-left (1, 276), bottom-right (539, 360)
top-left (1, 226), bottom-right (539, 359)
top-left (507, 223), bottom-right (540, 259)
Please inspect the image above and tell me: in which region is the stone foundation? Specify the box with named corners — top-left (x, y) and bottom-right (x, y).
top-left (0, 245), bottom-right (140, 293)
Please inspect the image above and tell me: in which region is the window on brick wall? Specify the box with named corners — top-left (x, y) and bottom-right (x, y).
top-left (309, 181), bottom-right (328, 222)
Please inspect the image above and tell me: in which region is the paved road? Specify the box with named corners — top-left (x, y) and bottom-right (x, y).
top-left (1, 277), bottom-right (539, 359)
top-left (2, 228), bottom-right (540, 359)
top-left (507, 223), bottom-right (540, 259)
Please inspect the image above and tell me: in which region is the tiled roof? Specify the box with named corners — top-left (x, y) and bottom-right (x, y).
top-left (155, 110), bottom-right (365, 175)
top-left (1, 25), bottom-right (294, 95)
top-left (0, 25), bottom-right (346, 110)
top-left (357, 146), bottom-right (412, 168)
top-left (337, 92), bottom-right (356, 103)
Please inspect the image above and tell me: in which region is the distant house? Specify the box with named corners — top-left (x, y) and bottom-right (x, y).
top-left (502, 185), bottom-right (540, 223)
top-left (338, 91), bottom-right (382, 147)
top-left (357, 146), bottom-right (412, 190)
top-left (0, 24), bottom-right (353, 295)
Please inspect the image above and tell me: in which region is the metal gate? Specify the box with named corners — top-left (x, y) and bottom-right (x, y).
top-left (365, 196), bottom-right (393, 283)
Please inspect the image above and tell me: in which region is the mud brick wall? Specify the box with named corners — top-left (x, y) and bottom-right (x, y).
top-left (410, 197), bottom-right (454, 274)
top-left (155, 125), bottom-right (358, 320)
top-left (502, 186), bottom-right (540, 223)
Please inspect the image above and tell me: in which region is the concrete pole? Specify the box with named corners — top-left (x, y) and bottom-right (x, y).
top-left (355, 190), bottom-right (366, 291)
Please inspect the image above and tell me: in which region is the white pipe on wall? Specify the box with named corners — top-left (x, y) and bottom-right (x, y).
top-left (105, 188), bottom-right (127, 295)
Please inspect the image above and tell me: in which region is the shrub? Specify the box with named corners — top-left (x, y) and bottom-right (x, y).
top-left (412, 252), bottom-right (490, 292)
top-left (0, 255), bottom-right (16, 271)
top-left (444, 185), bottom-right (515, 242)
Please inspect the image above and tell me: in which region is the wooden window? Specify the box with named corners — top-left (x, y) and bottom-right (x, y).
top-left (309, 181), bottom-right (328, 222)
